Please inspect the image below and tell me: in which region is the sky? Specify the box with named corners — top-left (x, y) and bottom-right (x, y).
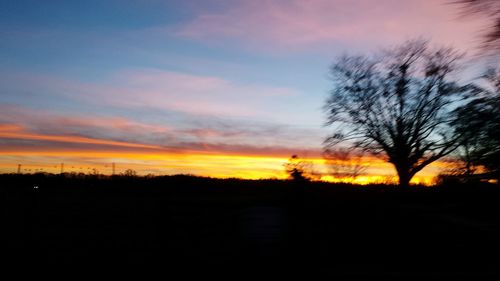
top-left (0, 0), bottom-right (488, 183)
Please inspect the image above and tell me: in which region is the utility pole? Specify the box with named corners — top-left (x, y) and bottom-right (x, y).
top-left (17, 164), bottom-right (21, 174)
top-left (112, 162), bottom-right (116, 175)
top-left (60, 163), bottom-right (64, 174)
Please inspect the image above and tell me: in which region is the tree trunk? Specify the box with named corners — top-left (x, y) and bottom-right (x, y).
top-left (395, 166), bottom-right (412, 189)
top-left (398, 175), bottom-right (410, 189)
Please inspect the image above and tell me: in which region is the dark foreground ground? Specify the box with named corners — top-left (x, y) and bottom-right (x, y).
top-left (1, 174), bottom-right (500, 277)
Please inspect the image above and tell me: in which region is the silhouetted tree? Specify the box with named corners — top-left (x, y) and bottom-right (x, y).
top-left (89, 168), bottom-right (100, 176)
top-left (284, 155), bottom-right (312, 182)
top-left (324, 40), bottom-right (468, 188)
top-left (453, 0), bottom-right (500, 54)
top-left (123, 169), bottom-right (137, 177)
top-left (452, 68), bottom-right (500, 182)
top-left (323, 148), bottom-right (367, 181)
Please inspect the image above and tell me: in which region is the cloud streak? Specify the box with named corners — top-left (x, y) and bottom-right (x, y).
top-left (0, 123), bottom-right (160, 149)
top-left (176, 0), bottom-right (486, 53)
top-left (0, 103), bottom-right (322, 149)
top-left (1, 69), bottom-right (303, 122)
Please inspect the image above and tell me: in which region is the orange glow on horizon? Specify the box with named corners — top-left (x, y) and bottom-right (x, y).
top-left (0, 124), bottom-right (451, 185)
top-left (0, 148), bottom-right (445, 185)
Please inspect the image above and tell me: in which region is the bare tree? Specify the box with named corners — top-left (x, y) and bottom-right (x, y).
top-left (453, 0), bottom-right (500, 55)
top-left (323, 148), bottom-right (367, 182)
top-left (324, 40), bottom-right (469, 188)
top-left (452, 67), bottom-right (500, 182)
top-left (122, 169), bottom-right (138, 177)
top-left (283, 155), bottom-right (318, 182)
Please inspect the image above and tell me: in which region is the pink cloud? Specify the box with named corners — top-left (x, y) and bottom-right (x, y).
top-left (0, 105), bottom-right (174, 146)
top-left (0, 104), bottom-right (321, 152)
top-left (4, 69), bottom-right (300, 117)
top-left (0, 105), bottom-right (169, 135)
top-left (54, 116), bottom-right (170, 135)
top-left (2, 69), bottom-right (300, 120)
top-left (0, 118), bottom-right (322, 158)
top-left (176, 0), bottom-right (487, 53)
top-left (101, 69), bottom-right (299, 118)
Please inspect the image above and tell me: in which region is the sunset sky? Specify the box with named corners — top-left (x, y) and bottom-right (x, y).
top-left (0, 0), bottom-right (487, 183)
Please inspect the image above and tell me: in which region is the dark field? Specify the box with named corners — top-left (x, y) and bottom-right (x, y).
top-left (1, 174), bottom-right (500, 277)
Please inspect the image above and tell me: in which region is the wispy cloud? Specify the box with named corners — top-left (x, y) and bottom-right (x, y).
top-left (0, 122), bottom-right (160, 149)
top-left (175, 0), bottom-right (486, 53)
top-left (1, 69), bottom-right (302, 121)
top-left (101, 69), bottom-right (299, 118)
top-left (0, 104), bottom-right (323, 155)
top-left (0, 104), bottom-right (173, 144)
